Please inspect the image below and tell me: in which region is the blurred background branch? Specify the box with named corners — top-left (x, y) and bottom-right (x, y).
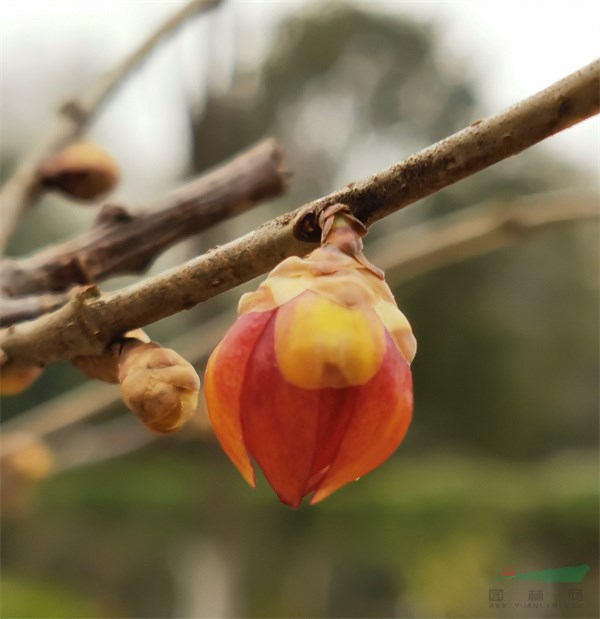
top-left (0, 0), bottom-right (222, 252)
top-left (374, 190), bottom-right (599, 286)
top-left (0, 138), bottom-right (287, 299)
top-left (0, 290), bottom-right (71, 327)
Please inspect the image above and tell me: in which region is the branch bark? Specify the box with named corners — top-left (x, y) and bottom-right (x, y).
top-left (0, 60), bottom-right (598, 367)
top-left (0, 0), bottom-right (222, 253)
top-left (1, 190), bottom-right (595, 458)
top-left (0, 139), bottom-right (287, 297)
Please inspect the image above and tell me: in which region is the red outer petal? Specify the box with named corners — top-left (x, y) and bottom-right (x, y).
top-left (241, 317), bottom-right (360, 508)
top-left (204, 311), bottom-right (273, 487)
top-left (311, 337), bottom-right (413, 504)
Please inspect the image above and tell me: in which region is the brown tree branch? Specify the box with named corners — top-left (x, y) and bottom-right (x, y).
top-left (0, 139), bottom-right (288, 297)
top-left (0, 60), bottom-right (598, 367)
top-left (1, 189), bottom-right (595, 462)
top-left (0, 0), bottom-right (223, 253)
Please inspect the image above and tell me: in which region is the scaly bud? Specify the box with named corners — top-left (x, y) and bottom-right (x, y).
top-left (119, 341), bottom-right (200, 434)
top-left (39, 141), bottom-right (119, 201)
top-left (205, 204), bottom-right (416, 507)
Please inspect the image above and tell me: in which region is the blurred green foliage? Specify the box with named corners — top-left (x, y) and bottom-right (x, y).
top-left (1, 578), bottom-right (100, 618)
top-left (1, 3), bottom-right (597, 618)
top-left (2, 447), bottom-right (597, 617)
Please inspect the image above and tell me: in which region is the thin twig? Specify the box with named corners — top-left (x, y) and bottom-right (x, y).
top-left (1, 190), bottom-right (595, 462)
top-left (50, 416), bottom-right (159, 474)
top-left (0, 139), bottom-right (287, 297)
top-left (0, 60), bottom-right (598, 367)
top-left (0, 0), bottom-right (223, 253)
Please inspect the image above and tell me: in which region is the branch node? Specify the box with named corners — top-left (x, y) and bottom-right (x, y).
top-left (59, 99), bottom-right (88, 125)
top-left (72, 284), bottom-right (101, 303)
top-left (95, 203), bottom-right (135, 226)
top-left (58, 256), bottom-right (94, 289)
top-left (293, 202), bottom-right (369, 244)
top-left (292, 206), bottom-right (323, 243)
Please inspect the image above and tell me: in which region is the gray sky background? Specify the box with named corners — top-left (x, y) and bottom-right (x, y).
top-left (1, 1), bottom-right (598, 203)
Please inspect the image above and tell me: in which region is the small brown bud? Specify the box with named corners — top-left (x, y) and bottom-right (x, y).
top-left (119, 341), bottom-right (200, 434)
top-left (39, 141), bottom-right (119, 201)
top-left (0, 364), bottom-right (43, 395)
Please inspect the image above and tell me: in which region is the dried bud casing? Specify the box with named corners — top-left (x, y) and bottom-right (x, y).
top-left (119, 342), bottom-right (200, 434)
top-left (39, 141), bottom-right (119, 201)
top-left (0, 364), bottom-right (43, 395)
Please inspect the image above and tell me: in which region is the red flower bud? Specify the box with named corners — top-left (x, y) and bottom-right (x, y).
top-left (204, 206), bottom-right (415, 507)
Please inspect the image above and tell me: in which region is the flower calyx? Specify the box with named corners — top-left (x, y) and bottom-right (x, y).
top-left (318, 203), bottom-right (383, 279)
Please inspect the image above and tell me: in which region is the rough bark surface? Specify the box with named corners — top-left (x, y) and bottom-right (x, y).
top-left (0, 60), bottom-right (598, 367)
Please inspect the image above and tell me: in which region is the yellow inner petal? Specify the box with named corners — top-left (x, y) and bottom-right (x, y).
top-left (274, 293), bottom-right (385, 389)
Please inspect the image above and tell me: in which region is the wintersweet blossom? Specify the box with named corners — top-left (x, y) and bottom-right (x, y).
top-left (204, 205), bottom-right (416, 507)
